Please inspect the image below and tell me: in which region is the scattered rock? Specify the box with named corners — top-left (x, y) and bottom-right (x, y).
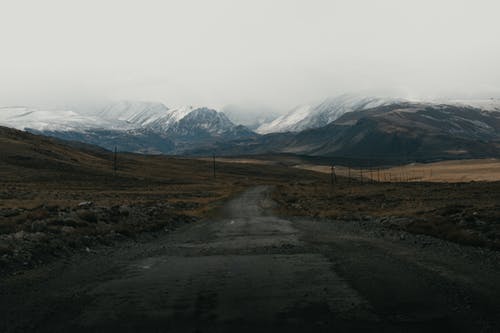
top-left (13, 231), bottom-right (25, 240)
top-left (78, 201), bottom-right (93, 208)
top-left (31, 221), bottom-right (47, 232)
top-left (24, 232), bottom-right (47, 242)
top-left (61, 226), bottom-right (76, 234)
top-left (0, 243), bottom-right (11, 255)
top-left (0, 208), bottom-right (22, 218)
top-left (77, 210), bottom-right (98, 223)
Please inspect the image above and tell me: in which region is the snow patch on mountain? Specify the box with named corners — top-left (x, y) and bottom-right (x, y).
top-left (446, 99), bottom-right (500, 112)
top-left (256, 105), bottom-right (312, 134)
top-left (256, 94), bottom-right (402, 134)
top-left (98, 101), bottom-right (170, 128)
top-left (0, 106), bottom-right (110, 132)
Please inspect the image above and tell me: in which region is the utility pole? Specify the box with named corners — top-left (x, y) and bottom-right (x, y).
top-left (369, 158), bottom-right (373, 183)
top-left (213, 153), bottom-right (216, 179)
top-left (330, 164), bottom-right (337, 186)
top-left (113, 146), bottom-right (117, 176)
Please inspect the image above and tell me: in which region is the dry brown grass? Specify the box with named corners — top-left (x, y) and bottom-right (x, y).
top-left (294, 158), bottom-right (500, 183)
top-left (197, 157), bottom-right (277, 166)
top-left (273, 180), bottom-right (500, 249)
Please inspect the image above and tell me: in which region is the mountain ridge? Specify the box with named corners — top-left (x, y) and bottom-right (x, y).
top-left (2, 97), bottom-right (500, 161)
top-left (188, 102), bottom-right (500, 164)
top-left (256, 94), bottom-right (403, 134)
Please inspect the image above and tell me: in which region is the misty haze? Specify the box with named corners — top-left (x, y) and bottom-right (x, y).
top-left (1, 1), bottom-right (500, 332)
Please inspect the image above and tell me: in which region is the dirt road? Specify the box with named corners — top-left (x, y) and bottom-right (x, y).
top-left (1, 186), bottom-right (500, 332)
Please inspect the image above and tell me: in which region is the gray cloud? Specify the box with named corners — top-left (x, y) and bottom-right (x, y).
top-left (0, 0), bottom-right (499, 111)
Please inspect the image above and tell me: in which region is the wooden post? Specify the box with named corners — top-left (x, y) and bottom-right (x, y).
top-left (113, 146), bottom-right (117, 176)
top-left (330, 165), bottom-right (337, 186)
top-left (213, 154), bottom-right (216, 179)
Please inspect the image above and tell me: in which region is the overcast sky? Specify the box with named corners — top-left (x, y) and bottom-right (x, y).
top-left (0, 0), bottom-right (499, 111)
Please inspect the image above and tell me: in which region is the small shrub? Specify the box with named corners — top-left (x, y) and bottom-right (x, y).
top-left (447, 229), bottom-right (485, 247)
top-left (27, 209), bottom-right (50, 221)
top-left (0, 221), bottom-right (17, 234)
top-left (0, 243), bottom-right (12, 255)
top-left (77, 211), bottom-right (98, 223)
top-left (45, 205), bottom-right (59, 212)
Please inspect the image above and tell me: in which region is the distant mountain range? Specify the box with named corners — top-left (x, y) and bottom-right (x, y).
top-left (190, 101), bottom-right (500, 163)
top-left (0, 101), bottom-right (255, 154)
top-left (1, 96), bottom-right (500, 163)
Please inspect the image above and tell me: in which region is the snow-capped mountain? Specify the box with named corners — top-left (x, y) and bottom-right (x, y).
top-left (146, 106), bottom-right (196, 133)
top-left (0, 102), bottom-right (171, 132)
top-left (0, 106), bottom-right (111, 132)
top-left (190, 101), bottom-right (500, 161)
top-left (5, 95), bottom-right (500, 157)
top-left (163, 107), bottom-right (255, 147)
top-left (0, 101), bottom-right (255, 154)
top-left (96, 102), bottom-right (245, 138)
top-left (168, 108), bottom-right (234, 136)
top-left (0, 102), bottom-right (248, 134)
top-left (256, 95), bottom-right (402, 134)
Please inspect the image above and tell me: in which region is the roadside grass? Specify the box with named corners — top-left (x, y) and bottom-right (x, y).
top-left (272, 180), bottom-right (500, 250)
